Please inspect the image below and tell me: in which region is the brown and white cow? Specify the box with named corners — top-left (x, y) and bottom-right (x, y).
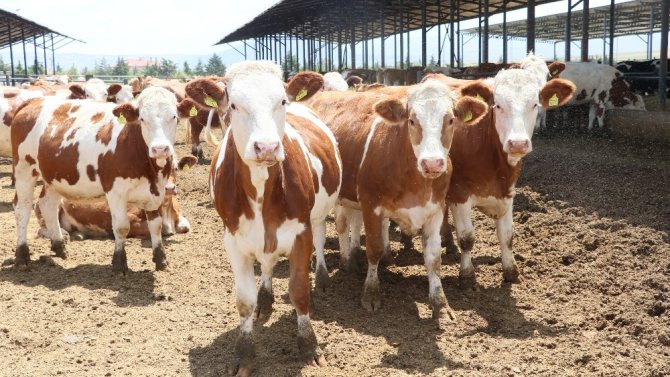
top-left (179, 97), bottom-right (228, 158)
top-left (308, 78), bottom-right (490, 317)
top-left (425, 68), bottom-right (576, 287)
top-left (34, 156), bottom-right (197, 240)
top-left (11, 86), bottom-right (191, 273)
top-left (557, 62), bottom-right (645, 129)
top-left (186, 61), bottom-right (341, 374)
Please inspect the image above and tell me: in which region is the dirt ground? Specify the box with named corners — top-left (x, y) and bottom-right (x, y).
top-left (0, 114), bottom-right (669, 377)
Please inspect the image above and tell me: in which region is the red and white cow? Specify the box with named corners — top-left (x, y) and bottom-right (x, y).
top-left (558, 62), bottom-right (645, 129)
top-left (322, 72), bottom-right (349, 92)
top-left (425, 68), bottom-right (575, 287)
top-left (11, 86), bottom-right (191, 273)
top-left (34, 156), bottom-right (197, 240)
top-left (186, 61), bottom-right (341, 374)
top-left (309, 78), bottom-right (490, 316)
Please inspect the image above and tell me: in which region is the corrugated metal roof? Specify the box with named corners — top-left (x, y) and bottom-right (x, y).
top-left (0, 8), bottom-right (83, 50)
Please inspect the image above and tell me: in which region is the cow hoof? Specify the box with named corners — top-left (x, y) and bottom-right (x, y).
top-left (459, 268), bottom-right (478, 290)
top-left (429, 289), bottom-right (447, 316)
top-left (234, 332), bottom-right (255, 377)
top-left (14, 244), bottom-right (31, 266)
top-left (112, 251), bottom-right (128, 275)
top-left (152, 247), bottom-right (169, 271)
top-left (503, 265), bottom-right (523, 284)
top-left (50, 240), bottom-right (67, 259)
top-left (340, 248), bottom-right (364, 274)
top-left (315, 265), bottom-right (330, 293)
top-left (297, 327), bottom-right (326, 367)
top-left (254, 287), bottom-right (274, 323)
top-left (361, 284), bottom-right (382, 312)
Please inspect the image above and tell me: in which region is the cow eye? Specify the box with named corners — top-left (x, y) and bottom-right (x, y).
top-left (140, 118), bottom-right (144, 122)
top-left (449, 118), bottom-right (454, 125)
top-left (281, 99), bottom-right (287, 106)
top-left (533, 104), bottom-right (538, 109)
top-left (230, 103), bottom-right (237, 110)
top-left (173, 115), bottom-right (177, 120)
top-left (409, 119), bottom-right (415, 125)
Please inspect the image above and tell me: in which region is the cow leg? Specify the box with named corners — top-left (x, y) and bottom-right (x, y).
top-left (422, 211), bottom-right (454, 320)
top-left (441, 207), bottom-right (457, 253)
top-left (450, 202), bottom-right (477, 289)
top-left (107, 194), bottom-right (130, 274)
top-left (226, 234), bottom-right (257, 377)
top-left (361, 208), bottom-right (384, 312)
top-left (37, 186), bottom-right (67, 258)
top-left (380, 217), bottom-right (394, 266)
top-left (312, 218), bottom-right (330, 292)
top-left (289, 230), bottom-right (326, 367)
top-left (588, 104), bottom-right (599, 130)
top-left (13, 164), bottom-right (37, 266)
top-left (335, 206), bottom-right (351, 268)
top-left (146, 209), bottom-right (168, 271)
top-left (254, 258), bottom-right (274, 323)
top-left (595, 104), bottom-right (606, 129)
top-left (337, 207), bottom-right (363, 272)
top-left (190, 119), bottom-right (203, 158)
top-left (497, 201), bottom-right (521, 283)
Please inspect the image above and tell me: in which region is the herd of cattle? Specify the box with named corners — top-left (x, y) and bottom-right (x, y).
top-left (0, 52), bottom-right (656, 375)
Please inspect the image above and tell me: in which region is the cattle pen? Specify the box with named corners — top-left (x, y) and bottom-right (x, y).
top-left (1, 1), bottom-right (670, 376)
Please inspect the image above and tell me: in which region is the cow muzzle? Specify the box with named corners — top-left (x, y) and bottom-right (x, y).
top-left (419, 158), bottom-right (447, 179)
top-left (151, 144), bottom-right (171, 160)
top-left (253, 141), bottom-right (282, 165)
top-left (507, 139), bottom-right (531, 156)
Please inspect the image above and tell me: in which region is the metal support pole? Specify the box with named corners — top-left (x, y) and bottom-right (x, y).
top-left (338, 30), bottom-right (343, 70)
top-left (33, 37), bottom-right (39, 75)
top-left (8, 20), bottom-right (15, 85)
top-left (503, 0), bottom-right (508, 63)
top-left (351, 19), bottom-right (356, 69)
top-left (483, 0), bottom-right (489, 63)
top-left (422, 0), bottom-right (427, 68)
top-left (478, 2), bottom-right (482, 64)
top-left (399, 0), bottom-right (404, 69)
top-left (437, 1), bottom-right (442, 65)
top-left (42, 33), bottom-right (48, 74)
top-left (582, 0), bottom-right (590, 62)
top-left (527, 0), bottom-right (536, 54)
top-left (22, 29), bottom-right (28, 77)
top-left (649, 8), bottom-right (655, 59)
top-left (609, 0), bottom-right (615, 65)
top-left (381, 8), bottom-right (385, 68)
top-left (450, 0), bottom-right (455, 67)
top-left (394, 16), bottom-right (398, 68)
top-left (406, 12), bottom-right (411, 68)
top-left (659, 0), bottom-right (668, 111)
top-left (566, 0), bottom-right (572, 61)
top-left (457, 0), bottom-right (461, 66)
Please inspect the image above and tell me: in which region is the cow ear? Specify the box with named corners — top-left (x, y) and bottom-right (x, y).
top-left (286, 71), bottom-right (324, 101)
top-left (68, 84), bottom-right (86, 99)
top-left (547, 61), bottom-right (566, 79)
top-left (177, 155), bottom-right (198, 170)
top-left (374, 98), bottom-right (407, 124)
top-left (113, 103), bottom-right (140, 123)
top-left (454, 96), bottom-right (489, 126)
top-left (185, 78), bottom-right (227, 109)
top-left (177, 98), bottom-right (200, 118)
top-left (539, 78), bottom-right (576, 108)
top-left (459, 80), bottom-right (494, 105)
top-left (107, 84), bottom-right (122, 96)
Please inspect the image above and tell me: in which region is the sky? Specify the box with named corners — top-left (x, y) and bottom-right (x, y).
top-left (0, 0), bottom-right (663, 70)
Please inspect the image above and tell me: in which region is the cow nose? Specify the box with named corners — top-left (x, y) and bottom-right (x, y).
top-left (254, 141), bottom-right (280, 160)
top-left (508, 139), bottom-right (530, 154)
top-left (151, 145), bottom-right (170, 158)
top-left (420, 158), bottom-right (445, 175)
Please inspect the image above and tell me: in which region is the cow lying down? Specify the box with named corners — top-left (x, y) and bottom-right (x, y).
top-left (34, 156), bottom-right (197, 240)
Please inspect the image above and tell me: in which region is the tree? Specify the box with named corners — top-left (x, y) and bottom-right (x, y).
top-left (183, 61), bottom-right (192, 75)
top-left (158, 58), bottom-right (177, 77)
top-left (112, 57), bottom-right (130, 76)
top-left (29, 62), bottom-right (45, 75)
top-left (205, 54), bottom-right (226, 76)
top-left (95, 58), bottom-right (111, 75)
top-left (194, 59), bottom-right (205, 76)
top-left (16, 61), bottom-right (24, 73)
top-left (66, 64), bottom-right (78, 76)
top-left (55, 64), bottom-right (64, 74)
top-left (281, 54), bottom-right (300, 72)
top-left (0, 57), bottom-right (7, 72)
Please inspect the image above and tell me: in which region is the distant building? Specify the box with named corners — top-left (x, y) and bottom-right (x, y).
top-left (126, 58), bottom-right (152, 73)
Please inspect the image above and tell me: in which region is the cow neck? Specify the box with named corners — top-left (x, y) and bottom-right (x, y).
top-left (450, 110), bottom-right (522, 201)
top-left (228, 134), bottom-right (282, 204)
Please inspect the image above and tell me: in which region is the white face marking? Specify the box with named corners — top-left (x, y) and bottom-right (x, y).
top-left (491, 69), bottom-right (540, 164)
top-left (407, 80), bottom-right (455, 178)
top-left (136, 86), bottom-right (179, 166)
top-left (226, 62), bottom-right (287, 165)
top-left (84, 78), bottom-right (108, 102)
top-left (114, 85), bottom-right (134, 104)
top-left (323, 72), bottom-right (349, 92)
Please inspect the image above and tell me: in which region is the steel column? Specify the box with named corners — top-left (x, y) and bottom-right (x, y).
top-left (42, 33), bottom-right (48, 74)
top-left (338, 30), bottom-right (343, 70)
top-left (8, 20), bottom-right (15, 85)
top-left (483, 0), bottom-right (489, 63)
top-left (399, 0), bottom-right (404, 69)
top-left (527, 0), bottom-right (536, 54)
top-left (381, 8), bottom-right (385, 68)
top-left (450, 0), bottom-right (455, 67)
top-left (659, 0), bottom-right (668, 111)
top-left (422, 0), bottom-right (427, 68)
top-left (582, 0), bottom-right (590, 62)
top-left (566, 0), bottom-right (572, 61)
top-left (351, 19), bottom-right (356, 69)
top-left (503, 0), bottom-right (508, 63)
top-left (21, 29), bottom-right (28, 77)
top-left (609, 0), bottom-right (615, 65)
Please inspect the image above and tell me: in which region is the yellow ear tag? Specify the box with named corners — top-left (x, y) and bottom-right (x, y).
top-left (463, 111), bottom-right (473, 122)
top-left (183, 164), bottom-right (190, 172)
top-left (551, 70), bottom-right (558, 76)
top-left (204, 96), bottom-right (217, 107)
top-left (295, 87), bottom-right (308, 101)
top-left (117, 113), bottom-right (127, 125)
top-left (548, 93), bottom-right (559, 107)
top-left (475, 93), bottom-right (484, 102)
top-left (189, 105), bottom-right (198, 117)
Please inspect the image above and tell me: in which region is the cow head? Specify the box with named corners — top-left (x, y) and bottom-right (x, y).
top-left (84, 78), bottom-right (109, 102)
top-left (487, 69), bottom-right (575, 165)
top-left (113, 86), bottom-right (186, 168)
top-left (374, 80), bottom-right (489, 178)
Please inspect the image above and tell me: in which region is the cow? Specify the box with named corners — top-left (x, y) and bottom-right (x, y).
top-left (615, 59), bottom-right (670, 97)
top-left (308, 78), bottom-right (490, 317)
top-left (11, 86), bottom-right (192, 273)
top-left (341, 68), bottom-right (377, 84)
top-left (558, 62), bottom-right (645, 129)
top-left (34, 155), bottom-right (197, 240)
top-left (185, 61), bottom-right (341, 374)
top-left (424, 68), bottom-right (576, 288)
top-left (179, 96), bottom-right (228, 158)
top-left (323, 72), bottom-right (349, 92)
top-left (376, 66), bottom-right (424, 86)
